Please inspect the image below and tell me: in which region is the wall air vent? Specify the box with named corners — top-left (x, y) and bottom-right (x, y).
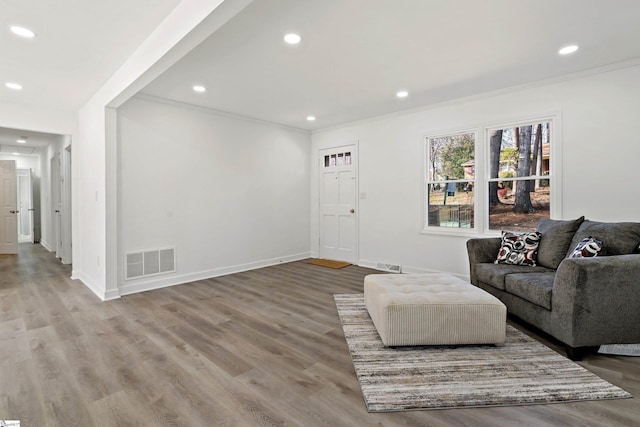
top-left (125, 247), bottom-right (175, 280)
top-left (376, 263), bottom-right (402, 273)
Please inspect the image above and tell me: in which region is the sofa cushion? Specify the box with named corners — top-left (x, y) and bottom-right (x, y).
top-left (536, 216), bottom-right (584, 269)
top-left (566, 220), bottom-right (640, 257)
top-left (504, 273), bottom-right (555, 310)
top-left (569, 236), bottom-right (603, 258)
top-left (495, 231), bottom-right (541, 266)
top-left (475, 263), bottom-right (554, 290)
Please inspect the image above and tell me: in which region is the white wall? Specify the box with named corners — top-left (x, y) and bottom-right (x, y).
top-left (116, 96), bottom-right (311, 294)
top-left (39, 135), bottom-right (71, 252)
top-left (311, 64), bottom-right (640, 279)
top-left (76, 0), bottom-right (251, 300)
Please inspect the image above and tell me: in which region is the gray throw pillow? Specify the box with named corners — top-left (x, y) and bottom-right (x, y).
top-left (567, 220), bottom-right (640, 256)
top-left (536, 216), bottom-right (584, 269)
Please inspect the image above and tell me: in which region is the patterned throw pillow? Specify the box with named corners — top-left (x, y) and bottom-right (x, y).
top-left (569, 236), bottom-right (604, 258)
top-left (495, 231), bottom-right (542, 266)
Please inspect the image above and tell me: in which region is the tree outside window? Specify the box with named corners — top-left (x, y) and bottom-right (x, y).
top-left (425, 132), bottom-right (475, 229)
top-left (487, 121), bottom-right (551, 231)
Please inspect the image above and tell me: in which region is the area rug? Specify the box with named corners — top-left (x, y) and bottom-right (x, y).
top-left (334, 294), bottom-right (632, 412)
top-left (307, 259), bottom-right (351, 269)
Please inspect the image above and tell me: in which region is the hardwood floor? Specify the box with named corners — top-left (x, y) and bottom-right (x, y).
top-left (1, 243), bottom-right (638, 426)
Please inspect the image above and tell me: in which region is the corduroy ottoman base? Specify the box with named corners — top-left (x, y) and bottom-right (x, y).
top-left (364, 273), bottom-right (506, 346)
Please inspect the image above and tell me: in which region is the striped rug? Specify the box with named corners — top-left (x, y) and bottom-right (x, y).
top-left (334, 294), bottom-right (632, 412)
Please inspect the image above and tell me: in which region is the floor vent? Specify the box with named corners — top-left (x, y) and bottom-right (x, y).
top-left (126, 248), bottom-right (176, 280)
top-left (376, 263), bottom-right (402, 273)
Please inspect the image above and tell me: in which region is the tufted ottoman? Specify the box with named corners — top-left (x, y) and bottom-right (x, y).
top-left (364, 273), bottom-right (506, 346)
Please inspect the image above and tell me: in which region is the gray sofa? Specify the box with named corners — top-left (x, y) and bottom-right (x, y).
top-left (467, 217), bottom-right (640, 359)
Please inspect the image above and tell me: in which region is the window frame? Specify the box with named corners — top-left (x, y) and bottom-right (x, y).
top-left (422, 113), bottom-right (562, 236)
top-left (423, 129), bottom-right (478, 236)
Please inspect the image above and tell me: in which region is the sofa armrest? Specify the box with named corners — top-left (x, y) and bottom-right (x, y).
top-left (466, 238), bottom-right (501, 285)
top-left (553, 254), bottom-right (640, 346)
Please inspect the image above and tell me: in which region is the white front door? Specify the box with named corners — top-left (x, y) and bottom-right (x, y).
top-left (0, 160), bottom-right (18, 254)
top-left (319, 145), bottom-right (357, 263)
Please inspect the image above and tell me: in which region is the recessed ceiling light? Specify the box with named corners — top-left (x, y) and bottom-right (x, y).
top-left (192, 85), bottom-right (206, 93)
top-left (17, 139), bottom-right (27, 144)
top-left (5, 82), bottom-right (23, 90)
top-left (558, 45), bottom-right (579, 55)
top-left (306, 115), bottom-right (316, 121)
top-left (10, 25), bottom-right (36, 38)
top-left (284, 33), bottom-right (302, 45)
top-left (396, 90), bottom-right (409, 98)
top-left (12, 152), bottom-right (20, 156)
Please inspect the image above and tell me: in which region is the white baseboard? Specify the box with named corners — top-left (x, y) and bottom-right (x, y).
top-left (72, 271), bottom-right (111, 301)
top-left (118, 252), bottom-right (311, 297)
top-left (40, 240), bottom-right (53, 252)
top-left (358, 259), bottom-right (470, 282)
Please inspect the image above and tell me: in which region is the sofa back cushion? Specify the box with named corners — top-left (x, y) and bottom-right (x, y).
top-left (536, 216), bottom-right (584, 269)
top-left (566, 220), bottom-right (640, 257)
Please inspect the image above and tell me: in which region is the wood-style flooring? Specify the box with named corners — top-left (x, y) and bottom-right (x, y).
top-left (0, 243), bottom-right (638, 426)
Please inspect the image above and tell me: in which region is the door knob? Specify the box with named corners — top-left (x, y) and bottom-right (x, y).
top-left (55, 210), bottom-right (60, 213)
top-left (350, 209), bottom-right (355, 213)
top-left (10, 210), bottom-right (16, 214)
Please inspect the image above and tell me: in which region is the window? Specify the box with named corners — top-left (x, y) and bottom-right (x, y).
top-left (486, 120), bottom-right (552, 232)
top-left (424, 117), bottom-right (555, 234)
top-left (425, 132), bottom-right (476, 229)
top-left (323, 151), bottom-right (351, 167)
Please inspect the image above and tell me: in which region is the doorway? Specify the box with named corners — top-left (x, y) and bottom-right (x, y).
top-left (16, 168), bottom-right (35, 243)
top-left (51, 152), bottom-right (62, 259)
top-left (0, 160), bottom-right (18, 254)
top-left (318, 145), bottom-right (358, 263)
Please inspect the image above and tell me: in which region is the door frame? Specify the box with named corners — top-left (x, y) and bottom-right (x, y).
top-left (0, 159), bottom-right (18, 254)
top-left (62, 144), bottom-right (72, 264)
top-left (51, 152), bottom-right (62, 258)
top-left (16, 168), bottom-right (34, 243)
top-left (317, 142), bottom-right (359, 263)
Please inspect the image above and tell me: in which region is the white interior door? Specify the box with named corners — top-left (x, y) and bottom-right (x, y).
top-left (62, 144), bottom-right (72, 264)
top-left (319, 145), bottom-right (357, 263)
top-left (16, 168), bottom-right (34, 243)
top-left (51, 153), bottom-right (62, 258)
top-left (0, 160), bottom-right (18, 254)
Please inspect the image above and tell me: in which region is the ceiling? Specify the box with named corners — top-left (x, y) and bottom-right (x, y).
top-left (2, 0), bottom-right (640, 137)
top-left (0, 0), bottom-right (181, 152)
top-left (140, 0), bottom-right (640, 130)
top-left (1, 0), bottom-right (182, 112)
top-left (0, 126), bottom-right (58, 155)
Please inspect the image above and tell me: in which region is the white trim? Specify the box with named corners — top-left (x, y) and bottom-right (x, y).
top-left (483, 113), bottom-right (562, 228)
top-left (73, 271), bottom-right (116, 301)
top-left (118, 252), bottom-right (311, 297)
top-left (312, 58), bottom-right (640, 135)
top-left (317, 142), bottom-right (359, 264)
top-left (422, 112), bottom-right (561, 237)
top-left (133, 93), bottom-right (311, 135)
top-left (423, 129), bottom-right (478, 234)
top-left (358, 259), bottom-right (470, 282)
top-left (40, 239), bottom-right (53, 252)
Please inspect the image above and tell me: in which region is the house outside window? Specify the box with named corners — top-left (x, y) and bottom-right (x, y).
top-left (425, 132), bottom-right (476, 229)
top-left (424, 117), bottom-right (555, 234)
